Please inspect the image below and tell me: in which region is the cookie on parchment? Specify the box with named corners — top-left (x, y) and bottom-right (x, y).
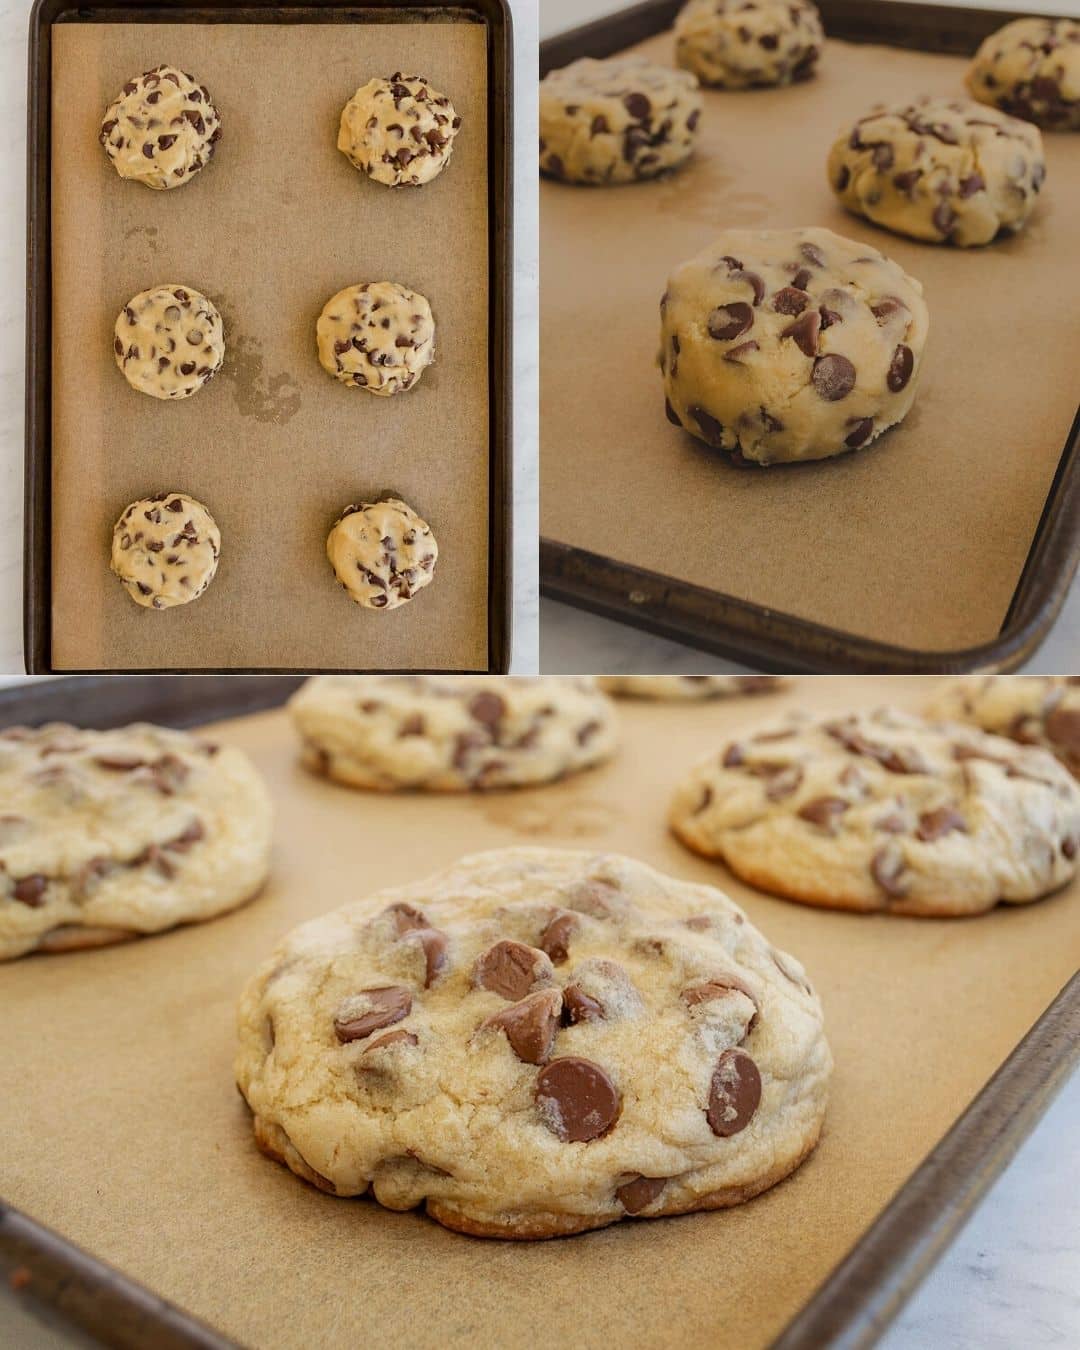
top-left (100, 65), bottom-right (222, 190)
top-left (966, 17), bottom-right (1080, 131)
top-left (114, 284), bottom-right (225, 400)
top-left (326, 499), bottom-right (437, 611)
top-left (0, 722), bottom-right (272, 961)
top-left (291, 676), bottom-right (617, 791)
top-left (674, 0), bottom-right (823, 89)
top-left (338, 74), bottom-right (462, 187)
top-left (111, 492), bottom-right (221, 610)
top-left (316, 282), bottom-right (435, 396)
top-left (235, 846), bottom-right (831, 1238)
top-left (599, 676), bottom-right (786, 700)
top-left (670, 708), bottom-right (1080, 916)
top-left (925, 677), bottom-right (1080, 779)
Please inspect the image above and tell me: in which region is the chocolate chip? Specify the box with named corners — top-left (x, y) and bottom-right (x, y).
top-left (536, 1057), bottom-right (621, 1142)
top-left (812, 354), bottom-right (856, 400)
top-left (723, 743), bottom-right (744, 768)
top-left (723, 341), bottom-right (759, 364)
top-left (469, 691), bottom-right (505, 730)
top-left (707, 302), bottom-right (754, 342)
top-left (933, 201), bottom-right (956, 236)
top-left (13, 875), bottom-right (47, 907)
top-left (798, 795), bottom-right (850, 827)
top-left (334, 986), bottom-right (412, 1042)
top-left (591, 114), bottom-right (609, 136)
top-left (1046, 707), bottom-right (1080, 757)
top-left (871, 845), bottom-right (908, 898)
top-left (472, 940), bottom-right (552, 1001)
top-left (893, 168), bottom-right (922, 195)
top-left (93, 754), bottom-right (147, 771)
top-left (887, 345), bottom-right (914, 393)
top-left (690, 406), bottom-right (725, 445)
top-left (916, 806), bottom-right (966, 841)
top-left (707, 1049), bottom-right (761, 1137)
top-left (406, 928), bottom-right (449, 987)
top-left (734, 270), bottom-right (766, 305)
top-left (539, 910), bottom-right (577, 964)
top-left (845, 418), bottom-right (874, 449)
top-left (782, 309), bottom-right (821, 358)
top-left (772, 287), bottom-right (810, 316)
top-left (800, 241), bottom-right (827, 267)
top-left (484, 989), bottom-right (562, 1065)
top-left (562, 984), bottom-right (605, 1025)
top-left (959, 173), bottom-right (985, 198)
top-left (363, 1029), bottom-right (418, 1054)
top-left (665, 398), bottom-right (683, 428)
top-left (682, 976), bottom-right (759, 1029)
top-left (835, 164), bottom-right (850, 191)
top-left (624, 92), bottom-right (651, 119)
top-left (872, 142), bottom-right (895, 170)
top-left (616, 1175), bottom-right (666, 1214)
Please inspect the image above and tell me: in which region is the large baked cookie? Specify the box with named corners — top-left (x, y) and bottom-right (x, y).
top-left (670, 708), bottom-right (1080, 916)
top-left (599, 676), bottom-right (785, 700)
top-left (966, 17), bottom-right (1080, 131)
top-left (290, 676), bottom-right (617, 791)
top-left (0, 722), bottom-right (272, 961)
top-left (100, 65), bottom-right (222, 190)
top-left (828, 97), bottom-right (1046, 247)
top-left (925, 677), bottom-right (1080, 779)
top-left (235, 846), bottom-right (831, 1238)
top-left (674, 0), bottom-right (823, 89)
top-left (660, 227), bottom-right (929, 465)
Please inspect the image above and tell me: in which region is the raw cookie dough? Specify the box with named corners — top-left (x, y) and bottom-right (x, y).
top-left (827, 97), bottom-right (1046, 247)
top-left (114, 285), bottom-right (224, 400)
top-left (674, 0), bottom-right (824, 89)
top-left (291, 676), bottom-right (617, 791)
top-left (926, 677), bottom-right (1080, 778)
top-left (660, 227), bottom-right (929, 465)
top-left (539, 57), bottom-right (703, 184)
top-left (326, 499), bottom-right (437, 611)
top-left (966, 18), bottom-right (1080, 131)
top-left (0, 721), bottom-right (272, 961)
top-left (338, 74), bottom-right (462, 187)
top-left (111, 492), bottom-right (221, 610)
top-left (235, 846), bottom-right (831, 1237)
top-left (670, 707), bottom-right (1080, 917)
top-left (100, 64), bottom-right (222, 190)
top-left (599, 677), bottom-right (786, 700)
top-left (316, 282), bottom-right (435, 395)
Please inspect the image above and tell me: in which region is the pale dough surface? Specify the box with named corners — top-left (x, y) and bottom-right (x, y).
top-left (235, 846), bottom-right (831, 1238)
top-left (828, 97), bottom-right (1046, 247)
top-left (539, 57), bottom-right (703, 185)
top-left (290, 676), bottom-right (618, 791)
top-left (316, 281), bottom-right (435, 396)
top-left (114, 284), bottom-right (224, 400)
top-left (599, 677), bottom-right (786, 700)
top-left (326, 499), bottom-right (438, 611)
top-left (675, 0), bottom-right (823, 89)
top-left (111, 493), bottom-right (221, 610)
top-left (0, 722), bottom-right (272, 961)
top-left (338, 74), bottom-right (462, 187)
top-left (966, 17), bottom-right (1080, 131)
top-left (100, 64), bottom-right (222, 190)
top-left (670, 707), bottom-right (1080, 917)
top-left (660, 226), bottom-right (929, 465)
top-left (926, 677), bottom-right (1080, 779)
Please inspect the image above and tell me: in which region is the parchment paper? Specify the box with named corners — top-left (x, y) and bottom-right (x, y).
top-left (1, 677), bottom-right (1078, 1349)
top-left (540, 34), bottom-right (1080, 653)
top-left (50, 15), bottom-right (491, 670)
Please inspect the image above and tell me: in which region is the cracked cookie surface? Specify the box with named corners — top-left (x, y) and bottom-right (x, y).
top-left (326, 499), bottom-right (437, 611)
top-left (338, 74), bottom-right (461, 187)
top-left (675, 0), bottom-right (823, 89)
top-left (966, 18), bottom-right (1080, 131)
top-left (114, 284), bottom-right (224, 400)
top-left (235, 846), bottom-right (831, 1238)
top-left (100, 64), bottom-right (221, 190)
top-left (599, 676), bottom-right (786, 700)
top-left (926, 678), bottom-right (1080, 779)
top-left (670, 707), bottom-right (1080, 916)
top-left (316, 282), bottom-right (435, 395)
top-left (0, 722), bottom-right (272, 960)
top-left (111, 492), bottom-right (221, 610)
top-left (291, 676), bottom-right (617, 791)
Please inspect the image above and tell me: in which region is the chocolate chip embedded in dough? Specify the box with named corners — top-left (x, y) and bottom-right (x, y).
top-left (812, 354), bottom-right (856, 401)
top-left (483, 988), bottom-right (562, 1064)
top-left (13, 875), bottom-right (48, 907)
top-left (706, 1048), bottom-right (762, 1137)
top-left (363, 1029), bottom-right (418, 1054)
top-left (623, 92), bottom-right (651, 119)
top-left (871, 844), bottom-right (909, 899)
top-left (772, 287), bottom-right (810, 316)
top-left (539, 909), bottom-right (578, 964)
top-left (798, 795), bottom-right (850, 828)
top-left (406, 927), bottom-right (449, 987)
top-left (916, 806), bottom-right (967, 842)
top-left (887, 345), bottom-right (914, 393)
top-left (334, 986), bottom-right (412, 1043)
top-left (536, 1057), bottom-right (621, 1142)
top-left (782, 309), bottom-right (821, 358)
top-left (845, 418), bottom-right (874, 449)
top-left (1045, 707), bottom-right (1080, 758)
top-left (472, 939), bottom-right (553, 1000)
top-left (690, 405), bottom-right (725, 445)
top-left (562, 984), bottom-right (605, 1025)
top-left (469, 691), bottom-right (505, 731)
top-left (616, 1175), bottom-right (667, 1214)
top-left (682, 976), bottom-right (759, 1029)
top-left (707, 302), bottom-right (754, 341)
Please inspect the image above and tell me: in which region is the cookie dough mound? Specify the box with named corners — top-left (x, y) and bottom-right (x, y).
top-left (114, 285), bottom-right (224, 400)
top-left (326, 499), bottom-right (437, 611)
top-left (600, 676), bottom-right (786, 700)
top-left (660, 227), bottom-right (928, 465)
top-left (100, 65), bottom-right (222, 190)
top-left (290, 676), bottom-right (617, 791)
top-left (0, 722), bottom-right (272, 961)
top-left (926, 678), bottom-right (1080, 779)
top-left (235, 846), bottom-right (831, 1237)
top-left (670, 708), bottom-right (1080, 917)
top-left (675, 0), bottom-right (824, 89)
top-left (539, 57), bottom-right (703, 184)
top-left (828, 97), bottom-right (1046, 247)
top-left (316, 282), bottom-right (435, 395)
top-left (111, 493), bottom-right (221, 610)
top-left (966, 18), bottom-right (1080, 131)
top-left (338, 74), bottom-right (462, 187)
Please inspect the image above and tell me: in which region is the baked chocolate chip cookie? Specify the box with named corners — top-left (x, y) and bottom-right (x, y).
top-left (966, 18), bottom-right (1080, 131)
top-left (0, 722), bottom-right (272, 961)
top-left (290, 676), bottom-right (617, 791)
top-left (235, 846), bottom-right (831, 1237)
top-left (670, 708), bottom-right (1080, 916)
top-left (338, 74), bottom-right (462, 186)
top-left (111, 492), bottom-right (221, 610)
top-left (599, 676), bottom-right (786, 700)
top-left (114, 285), bottom-right (224, 400)
top-left (926, 677), bottom-right (1080, 779)
top-left (326, 499), bottom-right (437, 610)
top-left (100, 65), bottom-right (221, 190)
top-left (316, 282), bottom-right (435, 395)
top-left (675, 0), bottom-right (823, 89)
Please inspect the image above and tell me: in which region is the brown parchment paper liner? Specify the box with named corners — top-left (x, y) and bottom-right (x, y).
top-left (540, 34), bottom-right (1080, 653)
top-left (2, 677), bottom-right (1078, 1349)
top-left (50, 17), bottom-right (490, 670)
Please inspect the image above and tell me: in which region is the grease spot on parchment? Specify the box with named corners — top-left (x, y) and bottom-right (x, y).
top-left (224, 332), bottom-right (302, 425)
top-left (482, 796), bottom-right (623, 839)
top-left (652, 159), bottom-right (774, 227)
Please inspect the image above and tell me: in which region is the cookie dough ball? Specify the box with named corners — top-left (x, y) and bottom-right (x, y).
top-left (670, 708), bottom-right (1080, 917)
top-left (290, 676), bottom-right (617, 791)
top-left (674, 0), bottom-right (823, 89)
top-left (966, 18), bottom-right (1080, 131)
top-left (539, 57), bottom-right (703, 184)
top-left (660, 227), bottom-right (928, 465)
top-left (599, 676), bottom-right (786, 700)
top-left (235, 845), bottom-right (831, 1236)
top-left (316, 282), bottom-right (434, 396)
top-left (100, 65), bottom-right (221, 190)
top-left (0, 721), bottom-right (271, 961)
top-left (114, 285), bottom-right (224, 400)
top-left (828, 97), bottom-right (1046, 247)
top-left (111, 492), bottom-right (221, 610)
top-left (338, 74), bottom-right (461, 187)
top-left (326, 499), bottom-right (437, 611)
top-left (926, 677), bottom-right (1080, 778)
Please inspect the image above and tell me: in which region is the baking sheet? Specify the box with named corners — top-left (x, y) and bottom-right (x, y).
top-left (540, 31), bottom-right (1080, 654)
top-left (49, 15), bottom-right (491, 670)
top-left (1, 676), bottom-right (1078, 1349)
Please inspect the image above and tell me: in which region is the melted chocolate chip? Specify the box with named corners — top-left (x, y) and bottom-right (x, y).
top-left (916, 806), bottom-right (966, 842)
top-left (707, 302), bottom-right (754, 342)
top-left (536, 1057), bottom-right (621, 1142)
top-left (772, 287), bottom-right (810, 316)
top-left (472, 940), bottom-right (551, 1001)
top-left (616, 1175), bottom-right (667, 1214)
top-left (562, 984), bottom-right (605, 1025)
top-left (871, 845), bottom-right (909, 899)
top-left (484, 989), bottom-right (562, 1065)
top-left (13, 874), bottom-right (47, 907)
top-left (539, 910), bottom-right (578, 964)
top-left (798, 795), bottom-right (850, 828)
top-left (706, 1049), bottom-right (761, 1137)
top-left (334, 986), bottom-right (412, 1042)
